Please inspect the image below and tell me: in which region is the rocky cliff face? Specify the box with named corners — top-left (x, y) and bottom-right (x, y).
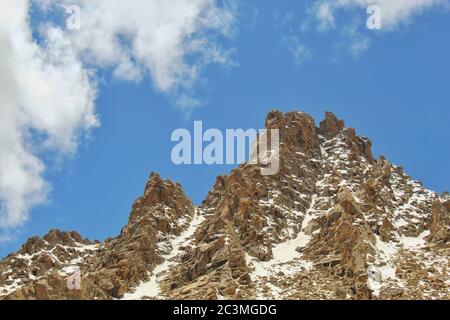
top-left (1, 111), bottom-right (448, 300)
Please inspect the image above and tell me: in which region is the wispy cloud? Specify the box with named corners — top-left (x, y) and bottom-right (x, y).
top-left (314, 2), bottom-right (335, 31)
top-left (0, 235), bottom-right (13, 243)
top-left (282, 35), bottom-right (313, 66)
top-left (285, 0), bottom-right (450, 61)
top-left (310, 0), bottom-right (450, 30)
top-left (341, 18), bottom-right (371, 58)
top-left (277, 12), bottom-right (313, 67)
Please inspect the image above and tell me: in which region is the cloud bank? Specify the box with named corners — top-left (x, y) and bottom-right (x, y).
top-left (0, 0), bottom-right (237, 230)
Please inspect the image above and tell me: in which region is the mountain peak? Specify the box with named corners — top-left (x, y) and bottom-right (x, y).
top-left (1, 109), bottom-right (448, 300)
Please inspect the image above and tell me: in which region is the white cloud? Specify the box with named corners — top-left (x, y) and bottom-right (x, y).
top-left (0, 0), bottom-right (97, 228)
top-left (38, 0), bottom-right (237, 101)
top-left (0, 0), bottom-right (237, 230)
top-left (311, 0), bottom-right (449, 30)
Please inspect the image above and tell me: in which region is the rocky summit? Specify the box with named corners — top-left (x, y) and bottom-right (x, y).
top-left (0, 111), bottom-right (448, 300)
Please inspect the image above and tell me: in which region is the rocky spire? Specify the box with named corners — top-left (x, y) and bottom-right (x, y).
top-left (318, 111), bottom-right (345, 138)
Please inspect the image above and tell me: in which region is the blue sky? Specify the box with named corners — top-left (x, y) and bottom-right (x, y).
top-left (0, 0), bottom-right (449, 258)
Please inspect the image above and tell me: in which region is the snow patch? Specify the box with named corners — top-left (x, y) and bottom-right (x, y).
top-left (123, 209), bottom-right (205, 300)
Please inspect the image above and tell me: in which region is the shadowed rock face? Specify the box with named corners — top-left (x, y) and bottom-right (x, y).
top-left (1, 111), bottom-right (448, 300)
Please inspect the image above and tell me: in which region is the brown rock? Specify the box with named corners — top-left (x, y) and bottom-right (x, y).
top-left (319, 111), bottom-right (345, 138)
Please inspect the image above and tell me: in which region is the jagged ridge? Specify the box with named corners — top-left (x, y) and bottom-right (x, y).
top-left (1, 111), bottom-right (448, 300)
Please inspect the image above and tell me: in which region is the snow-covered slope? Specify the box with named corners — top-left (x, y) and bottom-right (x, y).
top-left (123, 208), bottom-right (206, 299)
